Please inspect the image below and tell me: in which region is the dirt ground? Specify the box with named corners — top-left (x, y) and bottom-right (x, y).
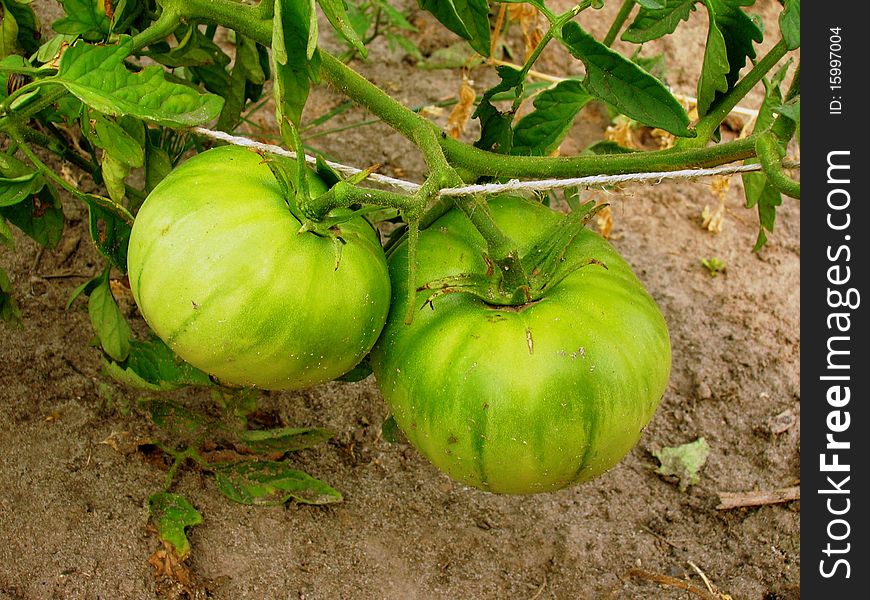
top-left (1, 1), bottom-right (799, 598)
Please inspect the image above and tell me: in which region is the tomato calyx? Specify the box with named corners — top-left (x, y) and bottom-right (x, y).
top-left (419, 200), bottom-right (609, 309)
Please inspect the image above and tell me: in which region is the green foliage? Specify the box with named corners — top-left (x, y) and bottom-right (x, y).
top-left (88, 268), bottom-right (132, 362)
top-left (1, 0), bottom-right (41, 57)
top-left (417, 0), bottom-right (491, 57)
top-left (512, 79), bottom-right (592, 156)
top-left (148, 492), bottom-right (203, 559)
top-left (54, 37), bottom-right (224, 127)
top-left (53, 0), bottom-right (110, 40)
top-left (700, 257), bottom-right (726, 277)
top-left (215, 461), bottom-right (342, 506)
top-left (0, 265), bottom-right (22, 327)
top-left (561, 22), bottom-right (692, 137)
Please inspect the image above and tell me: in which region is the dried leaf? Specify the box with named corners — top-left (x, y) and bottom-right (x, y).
top-left (446, 76), bottom-right (476, 139)
top-left (653, 437), bottom-right (710, 491)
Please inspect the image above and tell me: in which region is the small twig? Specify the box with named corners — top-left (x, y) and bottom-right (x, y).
top-left (626, 568), bottom-right (717, 600)
top-left (716, 485), bottom-right (800, 510)
top-left (639, 525), bottom-right (681, 550)
top-left (687, 562), bottom-right (717, 596)
top-left (529, 573), bottom-right (548, 600)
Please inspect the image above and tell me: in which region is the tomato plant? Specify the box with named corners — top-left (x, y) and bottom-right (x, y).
top-left (372, 196), bottom-right (670, 493)
top-left (0, 0), bottom-right (800, 560)
top-left (128, 145), bottom-right (391, 390)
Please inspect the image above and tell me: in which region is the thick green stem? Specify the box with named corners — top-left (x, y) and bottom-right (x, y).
top-left (603, 0), bottom-right (635, 47)
top-left (303, 182), bottom-right (418, 220)
top-left (756, 132), bottom-right (800, 199)
top-left (686, 39), bottom-right (789, 146)
top-left (130, 5), bottom-right (181, 49)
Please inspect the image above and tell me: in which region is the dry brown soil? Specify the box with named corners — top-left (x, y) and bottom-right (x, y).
top-left (1, 1), bottom-right (799, 598)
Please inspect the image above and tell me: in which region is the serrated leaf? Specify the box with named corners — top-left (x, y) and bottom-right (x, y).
top-left (319, 0), bottom-right (368, 58)
top-left (473, 65), bottom-right (523, 153)
top-left (708, 0), bottom-right (763, 99)
top-left (215, 461), bottom-right (342, 506)
top-left (54, 38), bottom-right (224, 127)
top-left (35, 33), bottom-right (77, 65)
top-left (0, 265), bottom-right (22, 327)
top-left (742, 170), bottom-right (781, 251)
top-left (418, 0), bottom-right (490, 57)
top-left (512, 79), bottom-right (593, 156)
top-left (696, 1), bottom-right (730, 117)
top-left (52, 0), bottom-right (110, 40)
top-left (561, 23), bottom-right (693, 137)
top-left (0, 182), bottom-right (64, 249)
top-left (636, 0), bottom-right (666, 8)
top-left (774, 96), bottom-right (799, 122)
top-left (779, 0), bottom-right (799, 50)
top-left (237, 427), bottom-right (333, 455)
top-left (1, 0), bottom-right (42, 56)
top-left (88, 270), bottom-right (132, 362)
top-left (653, 437), bottom-right (709, 491)
top-left (622, 0), bottom-right (698, 43)
top-left (148, 493), bottom-right (203, 560)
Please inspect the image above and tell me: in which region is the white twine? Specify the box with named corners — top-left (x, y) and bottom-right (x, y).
top-left (192, 126), bottom-right (772, 198)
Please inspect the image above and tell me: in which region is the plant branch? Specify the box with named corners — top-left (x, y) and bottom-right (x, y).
top-left (603, 0), bottom-right (635, 47)
top-left (756, 132), bottom-right (800, 199)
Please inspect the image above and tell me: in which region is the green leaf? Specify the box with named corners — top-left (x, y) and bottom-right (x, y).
top-left (417, 0), bottom-right (491, 57)
top-left (86, 200), bottom-right (132, 272)
top-left (142, 398), bottom-right (209, 438)
top-left (66, 272), bottom-right (101, 310)
top-left (54, 38), bottom-right (224, 127)
top-left (707, 0), bottom-right (763, 99)
top-left (0, 216), bottom-right (13, 248)
top-left (473, 65), bottom-right (523, 153)
top-left (774, 96), bottom-right (799, 123)
top-left (779, 0), bottom-right (801, 50)
top-left (35, 33), bottom-right (78, 65)
top-left (144, 140), bottom-right (172, 195)
top-left (215, 461), bottom-right (342, 506)
top-left (779, 0), bottom-right (799, 50)
top-left (561, 23), bottom-right (693, 137)
top-left (53, 0), bottom-right (110, 40)
top-left (742, 170), bottom-right (781, 251)
top-left (622, 0), bottom-right (698, 43)
top-left (512, 79), bottom-right (593, 156)
top-left (653, 437), bottom-right (709, 492)
top-left (273, 0), bottom-right (318, 126)
top-left (0, 172), bottom-right (40, 207)
top-left (0, 265), bottom-right (22, 327)
top-left (148, 492), bottom-right (203, 560)
top-left (92, 112), bottom-right (145, 168)
top-left (636, 0), bottom-right (667, 8)
top-left (145, 24), bottom-right (232, 69)
top-left (0, 183), bottom-right (65, 249)
top-left (1, 0), bottom-right (42, 56)
top-left (105, 337), bottom-right (213, 391)
top-left (216, 34), bottom-right (263, 132)
top-left (696, 1), bottom-right (730, 117)
top-left (319, 0), bottom-right (368, 58)
top-left (101, 153), bottom-right (130, 204)
top-left (381, 415), bottom-right (404, 444)
top-left (88, 269), bottom-right (131, 362)
top-left (237, 427), bottom-right (333, 455)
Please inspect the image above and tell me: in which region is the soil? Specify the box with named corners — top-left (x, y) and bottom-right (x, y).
top-left (1, 1), bottom-right (799, 599)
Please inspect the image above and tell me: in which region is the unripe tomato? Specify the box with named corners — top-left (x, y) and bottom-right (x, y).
top-left (127, 145), bottom-right (391, 390)
top-left (371, 196), bottom-right (671, 494)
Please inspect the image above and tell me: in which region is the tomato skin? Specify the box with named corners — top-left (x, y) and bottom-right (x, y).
top-left (371, 196), bottom-right (671, 494)
top-left (127, 145), bottom-right (391, 390)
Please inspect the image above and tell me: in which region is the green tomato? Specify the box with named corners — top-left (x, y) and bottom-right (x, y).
top-left (371, 196), bottom-right (671, 494)
top-left (127, 145), bottom-right (391, 390)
